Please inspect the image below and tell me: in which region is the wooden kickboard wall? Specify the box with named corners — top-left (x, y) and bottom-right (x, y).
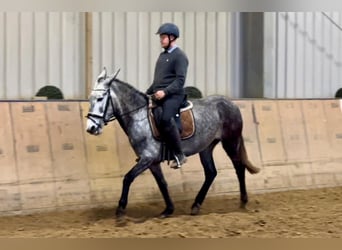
top-left (0, 99), bottom-right (341, 216)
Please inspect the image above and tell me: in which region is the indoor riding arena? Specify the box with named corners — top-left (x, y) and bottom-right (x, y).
top-left (0, 99), bottom-right (341, 238)
top-left (0, 12), bottom-right (342, 238)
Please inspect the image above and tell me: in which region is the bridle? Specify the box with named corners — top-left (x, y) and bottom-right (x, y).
top-left (86, 87), bottom-right (149, 124)
top-left (86, 87), bottom-right (117, 126)
top-left (86, 68), bottom-right (120, 127)
top-left (86, 82), bottom-right (149, 127)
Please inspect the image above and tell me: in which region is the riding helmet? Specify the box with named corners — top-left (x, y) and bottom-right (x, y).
top-left (156, 23), bottom-right (180, 38)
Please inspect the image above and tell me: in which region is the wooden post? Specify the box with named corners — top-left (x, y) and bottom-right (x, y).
top-left (85, 12), bottom-right (93, 97)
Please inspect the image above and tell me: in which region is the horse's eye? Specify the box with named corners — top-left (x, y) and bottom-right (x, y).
top-left (97, 97), bottom-right (104, 102)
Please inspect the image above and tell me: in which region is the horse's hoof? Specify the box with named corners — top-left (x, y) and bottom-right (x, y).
top-left (158, 208), bottom-right (174, 219)
top-left (115, 206), bottom-right (126, 218)
top-left (240, 197), bottom-right (248, 209)
top-left (241, 194), bottom-right (248, 205)
top-left (239, 202), bottom-right (247, 209)
top-left (115, 216), bottom-right (127, 227)
top-left (190, 203), bottom-right (201, 216)
top-left (159, 213), bottom-right (171, 219)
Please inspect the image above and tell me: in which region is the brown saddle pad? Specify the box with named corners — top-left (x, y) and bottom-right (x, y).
top-left (148, 101), bottom-right (195, 140)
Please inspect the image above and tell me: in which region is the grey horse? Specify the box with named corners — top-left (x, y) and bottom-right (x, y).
top-left (86, 68), bottom-right (260, 218)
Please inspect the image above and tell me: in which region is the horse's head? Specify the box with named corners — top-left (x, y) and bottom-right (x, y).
top-left (86, 68), bottom-right (120, 135)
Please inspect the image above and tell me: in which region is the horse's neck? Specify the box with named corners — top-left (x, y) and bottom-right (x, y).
top-left (111, 81), bottom-right (148, 134)
top-left (112, 80), bottom-right (147, 112)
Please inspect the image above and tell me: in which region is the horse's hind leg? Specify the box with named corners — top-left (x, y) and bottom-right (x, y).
top-left (149, 164), bottom-right (174, 218)
top-left (191, 141), bottom-right (219, 215)
top-left (222, 137), bottom-right (248, 208)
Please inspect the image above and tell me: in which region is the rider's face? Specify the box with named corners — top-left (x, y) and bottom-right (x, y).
top-left (159, 34), bottom-right (170, 48)
top-left (159, 34), bottom-right (176, 49)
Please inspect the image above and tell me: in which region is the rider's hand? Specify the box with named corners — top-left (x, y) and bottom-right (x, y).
top-left (154, 90), bottom-right (166, 100)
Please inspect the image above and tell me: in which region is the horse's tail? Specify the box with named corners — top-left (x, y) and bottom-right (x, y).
top-left (239, 137), bottom-right (260, 174)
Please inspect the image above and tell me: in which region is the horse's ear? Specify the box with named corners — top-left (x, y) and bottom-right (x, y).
top-left (108, 68), bottom-right (121, 86)
top-left (97, 67), bottom-right (107, 80)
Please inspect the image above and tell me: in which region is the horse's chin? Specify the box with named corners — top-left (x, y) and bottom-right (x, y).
top-left (92, 127), bottom-right (103, 136)
top-left (94, 128), bottom-right (103, 135)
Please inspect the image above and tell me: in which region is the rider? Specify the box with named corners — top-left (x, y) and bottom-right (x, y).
top-left (146, 23), bottom-right (188, 169)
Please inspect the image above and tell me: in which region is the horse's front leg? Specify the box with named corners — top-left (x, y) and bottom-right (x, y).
top-left (149, 164), bottom-right (174, 218)
top-left (116, 159), bottom-right (152, 218)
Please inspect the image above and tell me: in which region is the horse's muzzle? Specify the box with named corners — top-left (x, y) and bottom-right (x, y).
top-left (86, 125), bottom-right (97, 135)
top-left (86, 118), bottom-right (102, 135)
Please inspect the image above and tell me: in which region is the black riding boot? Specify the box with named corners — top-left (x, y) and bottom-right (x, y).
top-left (161, 119), bottom-right (187, 169)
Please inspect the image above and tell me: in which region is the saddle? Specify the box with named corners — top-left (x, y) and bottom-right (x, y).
top-left (148, 100), bottom-right (195, 140)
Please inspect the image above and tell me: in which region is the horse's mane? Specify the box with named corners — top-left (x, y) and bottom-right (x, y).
top-left (113, 79), bottom-right (146, 95)
top-left (112, 78), bottom-right (149, 103)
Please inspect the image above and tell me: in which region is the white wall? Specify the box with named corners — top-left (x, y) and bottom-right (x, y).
top-left (0, 12), bottom-right (85, 99)
top-left (0, 12), bottom-right (241, 99)
top-left (264, 12), bottom-right (342, 98)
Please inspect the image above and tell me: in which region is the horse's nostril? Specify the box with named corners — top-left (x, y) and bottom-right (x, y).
top-left (90, 125), bottom-right (97, 133)
top-left (87, 125), bottom-right (96, 133)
